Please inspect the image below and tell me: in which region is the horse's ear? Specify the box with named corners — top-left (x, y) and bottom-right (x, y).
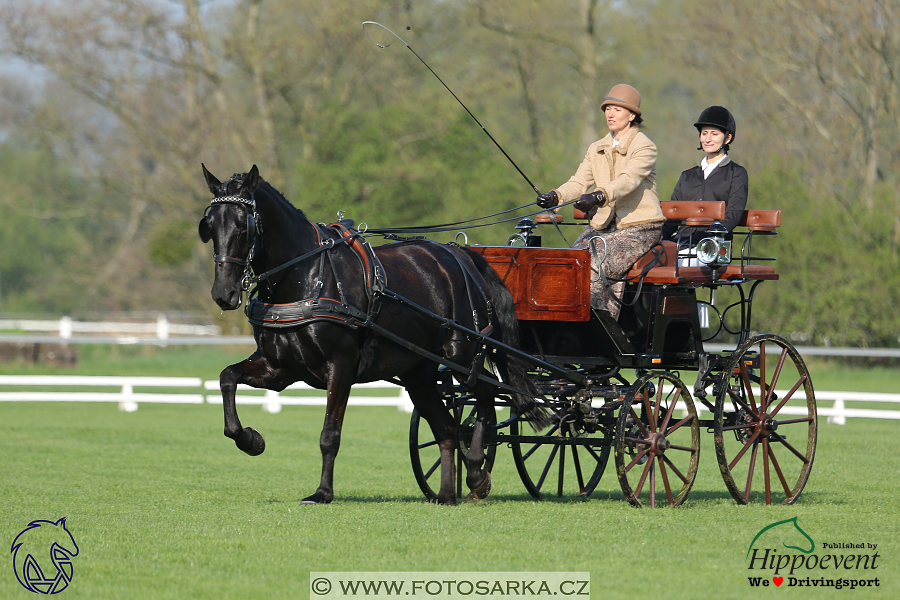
top-left (243, 164), bottom-right (260, 196)
top-left (198, 216), bottom-right (211, 243)
top-left (202, 163), bottom-right (221, 195)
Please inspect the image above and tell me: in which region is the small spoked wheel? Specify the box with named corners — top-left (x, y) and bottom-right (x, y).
top-left (510, 402), bottom-right (612, 499)
top-left (714, 334), bottom-right (816, 505)
top-left (614, 371), bottom-right (700, 507)
top-left (409, 395), bottom-right (497, 501)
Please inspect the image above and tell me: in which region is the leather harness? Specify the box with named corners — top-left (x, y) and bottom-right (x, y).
top-left (208, 196), bottom-right (500, 390)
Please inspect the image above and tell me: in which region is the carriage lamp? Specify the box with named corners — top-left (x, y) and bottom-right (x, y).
top-left (696, 221), bottom-right (732, 269)
top-left (508, 218), bottom-right (539, 246)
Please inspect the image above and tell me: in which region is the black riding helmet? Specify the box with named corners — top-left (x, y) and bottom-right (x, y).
top-left (694, 106), bottom-right (735, 154)
top-left (694, 106), bottom-right (736, 141)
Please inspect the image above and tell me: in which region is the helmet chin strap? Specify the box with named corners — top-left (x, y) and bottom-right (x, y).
top-left (698, 133), bottom-right (732, 155)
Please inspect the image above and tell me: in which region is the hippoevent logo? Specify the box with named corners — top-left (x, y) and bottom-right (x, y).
top-left (745, 517), bottom-right (880, 590)
top-left (10, 518), bottom-right (79, 594)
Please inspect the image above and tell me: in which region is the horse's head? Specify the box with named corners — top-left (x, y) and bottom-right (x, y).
top-left (198, 164), bottom-right (261, 310)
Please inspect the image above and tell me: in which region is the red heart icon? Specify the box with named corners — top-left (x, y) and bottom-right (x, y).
top-left (773, 577), bottom-right (783, 586)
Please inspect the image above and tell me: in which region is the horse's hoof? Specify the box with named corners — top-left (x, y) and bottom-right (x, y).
top-left (235, 427), bottom-right (265, 456)
top-left (435, 494), bottom-right (457, 506)
top-left (466, 471), bottom-right (492, 500)
top-left (300, 491), bottom-right (333, 505)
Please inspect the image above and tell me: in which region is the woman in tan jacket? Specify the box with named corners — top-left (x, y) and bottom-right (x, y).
top-left (536, 83), bottom-right (665, 318)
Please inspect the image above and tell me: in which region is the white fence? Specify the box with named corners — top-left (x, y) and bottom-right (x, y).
top-left (1, 376), bottom-right (897, 424)
top-left (0, 375), bottom-right (413, 413)
top-left (0, 316), bottom-right (220, 342)
top-left (685, 388), bottom-right (900, 425)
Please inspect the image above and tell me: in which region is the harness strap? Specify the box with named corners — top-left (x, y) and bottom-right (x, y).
top-left (246, 297), bottom-right (368, 329)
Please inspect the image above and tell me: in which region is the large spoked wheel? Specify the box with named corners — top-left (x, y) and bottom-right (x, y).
top-left (714, 334), bottom-right (816, 505)
top-left (510, 402), bottom-right (612, 499)
top-left (614, 371), bottom-right (700, 507)
top-left (409, 394), bottom-right (497, 501)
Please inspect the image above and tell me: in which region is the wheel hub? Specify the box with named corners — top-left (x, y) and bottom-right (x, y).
top-left (650, 432), bottom-right (670, 455)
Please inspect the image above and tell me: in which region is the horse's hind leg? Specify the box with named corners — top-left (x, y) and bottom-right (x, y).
top-left (402, 374), bottom-right (458, 505)
top-left (463, 386), bottom-right (493, 500)
top-left (301, 368), bottom-right (356, 505)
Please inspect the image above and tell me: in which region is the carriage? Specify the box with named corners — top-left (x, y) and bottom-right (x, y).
top-left (408, 200), bottom-right (816, 507)
top-left (200, 165), bottom-right (815, 508)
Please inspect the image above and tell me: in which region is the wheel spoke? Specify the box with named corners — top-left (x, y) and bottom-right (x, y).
top-left (629, 408), bottom-right (651, 438)
top-left (771, 434), bottom-right (810, 463)
top-left (649, 457), bottom-right (657, 508)
top-left (743, 440), bottom-right (760, 502)
top-left (521, 423), bottom-right (560, 461)
top-left (634, 456), bottom-right (653, 498)
top-left (665, 413), bottom-right (696, 436)
top-left (535, 444), bottom-right (560, 491)
top-left (727, 382), bottom-right (759, 417)
top-left (758, 341), bottom-right (766, 411)
top-left (585, 445), bottom-right (604, 463)
top-left (740, 359), bottom-right (758, 414)
top-left (424, 456), bottom-right (440, 480)
top-left (668, 443), bottom-right (698, 453)
top-left (625, 447), bottom-right (651, 473)
top-left (768, 444), bottom-right (794, 499)
top-left (417, 439), bottom-right (440, 450)
top-left (659, 458), bottom-right (675, 505)
top-left (624, 436), bottom-right (652, 447)
top-left (722, 422), bottom-right (754, 432)
top-left (570, 441), bottom-right (587, 495)
top-left (728, 429), bottom-right (761, 470)
top-left (661, 454), bottom-right (690, 484)
top-left (768, 375), bottom-right (809, 419)
top-left (763, 348), bottom-right (788, 411)
top-left (659, 395), bottom-right (679, 431)
top-left (651, 377), bottom-right (664, 430)
top-left (557, 445), bottom-right (566, 497)
top-left (763, 437), bottom-right (772, 504)
top-left (643, 392), bottom-right (657, 431)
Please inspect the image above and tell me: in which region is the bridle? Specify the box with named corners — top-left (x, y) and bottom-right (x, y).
top-left (205, 195), bottom-right (260, 291)
top-left (205, 194), bottom-right (373, 298)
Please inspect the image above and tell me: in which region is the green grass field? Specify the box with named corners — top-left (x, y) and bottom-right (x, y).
top-left (1, 399), bottom-right (897, 600)
top-left (1, 345), bottom-right (898, 598)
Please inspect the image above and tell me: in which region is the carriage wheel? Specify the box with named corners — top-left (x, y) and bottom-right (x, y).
top-left (509, 404), bottom-right (611, 500)
top-left (714, 334), bottom-right (816, 505)
top-left (409, 398), bottom-right (497, 501)
top-left (614, 371), bottom-right (700, 508)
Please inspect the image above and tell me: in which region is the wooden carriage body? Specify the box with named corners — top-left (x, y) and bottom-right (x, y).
top-left (470, 202), bottom-right (782, 371)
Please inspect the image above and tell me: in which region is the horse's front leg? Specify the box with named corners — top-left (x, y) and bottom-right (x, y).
top-left (301, 378), bottom-right (354, 505)
top-left (220, 352), bottom-right (284, 456)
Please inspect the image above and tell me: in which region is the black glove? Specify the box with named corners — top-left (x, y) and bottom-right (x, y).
top-left (574, 190), bottom-right (605, 213)
top-left (535, 190), bottom-right (558, 209)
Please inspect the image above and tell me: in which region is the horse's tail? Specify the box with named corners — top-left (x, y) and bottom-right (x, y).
top-left (463, 248), bottom-right (552, 431)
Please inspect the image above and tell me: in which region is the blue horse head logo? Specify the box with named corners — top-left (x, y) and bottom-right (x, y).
top-left (10, 518), bottom-right (79, 594)
top-left (746, 516), bottom-right (815, 560)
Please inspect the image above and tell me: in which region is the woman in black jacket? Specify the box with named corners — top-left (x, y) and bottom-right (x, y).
top-left (662, 106), bottom-right (748, 245)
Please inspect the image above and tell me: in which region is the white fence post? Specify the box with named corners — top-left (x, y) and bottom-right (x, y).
top-left (156, 314), bottom-right (169, 343)
top-left (827, 398), bottom-right (846, 425)
top-left (263, 389), bottom-right (282, 414)
top-left (119, 382), bottom-right (139, 412)
top-left (59, 316), bottom-right (73, 339)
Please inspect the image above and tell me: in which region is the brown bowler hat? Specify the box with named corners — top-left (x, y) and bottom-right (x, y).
top-left (600, 84), bottom-right (642, 116)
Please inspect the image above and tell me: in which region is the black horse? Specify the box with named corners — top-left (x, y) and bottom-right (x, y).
top-left (198, 165), bottom-right (546, 504)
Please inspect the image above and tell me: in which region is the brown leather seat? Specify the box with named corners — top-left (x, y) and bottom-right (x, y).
top-left (625, 204), bottom-right (781, 285)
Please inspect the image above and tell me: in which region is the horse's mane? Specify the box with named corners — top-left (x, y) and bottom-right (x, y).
top-left (229, 172), bottom-right (307, 222)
